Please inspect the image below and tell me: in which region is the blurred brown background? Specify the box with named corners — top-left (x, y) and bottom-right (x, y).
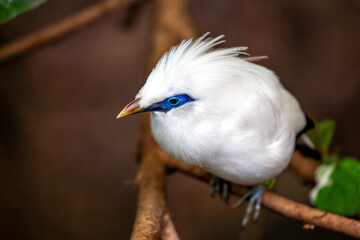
top-left (0, 0), bottom-right (359, 239)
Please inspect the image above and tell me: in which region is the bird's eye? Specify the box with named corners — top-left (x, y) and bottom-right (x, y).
top-left (145, 94), bottom-right (194, 112)
top-left (168, 97), bottom-right (180, 106)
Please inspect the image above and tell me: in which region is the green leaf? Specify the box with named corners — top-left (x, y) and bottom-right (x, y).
top-left (0, 0), bottom-right (46, 24)
top-left (310, 158), bottom-right (360, 216)
top-left (263, 178), bottom-right (276, 189)
top-left (307, 119), bottom-right (335, 156)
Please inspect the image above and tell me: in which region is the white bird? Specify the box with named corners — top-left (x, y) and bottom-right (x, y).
top-left (117, 33), bottom-right (314, 226)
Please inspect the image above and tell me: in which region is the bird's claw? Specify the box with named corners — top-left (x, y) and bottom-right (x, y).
top-left (210, 179), bottom-right (265, 228)
top-left (232, 185), bottom-right (265, 228)
top-left (209, 176), bottom-right (229, 203)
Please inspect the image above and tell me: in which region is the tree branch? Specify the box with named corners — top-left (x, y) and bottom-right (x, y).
top-left (130, 0), bottom-right (195, 239)
top-left (164, 156), bottom-right (360, 239)
top-left (0, 0), bottom-right (139, 62)
top-left (130, 149), bottom-right (167, 240)
top-left (289, 150), bottom-right (319, 182)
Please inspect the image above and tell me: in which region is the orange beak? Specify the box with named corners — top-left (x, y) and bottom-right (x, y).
top-left (116, 98), bottom-right (144, 118)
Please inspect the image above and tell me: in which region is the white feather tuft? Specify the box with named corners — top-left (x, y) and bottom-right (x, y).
top-left (153, 33), bottom-right (266, 78)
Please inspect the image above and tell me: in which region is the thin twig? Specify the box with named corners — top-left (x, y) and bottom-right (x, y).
top-left (130, 0), bottom-right (195, 239)
top-left (161, 210), bottom-right (180, 240)
top-left (164, 156), bottom-right (360, 239)
top-left (0, 0), bottom-right (138, 62)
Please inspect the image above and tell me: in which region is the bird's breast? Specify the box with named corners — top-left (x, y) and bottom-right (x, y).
top-left (150, 110), bottom-right (295, 185)
top-left (150, 112), bottom-right (209, 167)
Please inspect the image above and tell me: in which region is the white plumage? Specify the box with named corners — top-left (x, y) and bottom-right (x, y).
top-left (132, 33), bottom-right (307, 186)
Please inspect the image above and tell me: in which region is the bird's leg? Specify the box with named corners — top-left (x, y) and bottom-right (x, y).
top-left (232, 184), bottom-right (265, 228)
top-left (209, 176), bottom-right (229, 203)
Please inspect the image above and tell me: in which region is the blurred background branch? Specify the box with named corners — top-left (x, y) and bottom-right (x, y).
top-left (289, 151), bottom-right (319, 182)
top-left (0, 0), bottom-right (139, 62)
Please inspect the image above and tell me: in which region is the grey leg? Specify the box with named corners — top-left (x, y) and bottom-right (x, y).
top-left (232, 185), bottom-right (265, 228)
top-left (209, 176), bottom-right (229, 203)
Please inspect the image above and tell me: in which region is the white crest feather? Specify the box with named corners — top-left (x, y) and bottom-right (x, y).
top-left (153, 33), bottom-right (266, 76)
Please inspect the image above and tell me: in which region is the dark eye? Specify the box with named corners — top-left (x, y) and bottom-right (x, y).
top-left (168, 97), bottom-right (180, 105)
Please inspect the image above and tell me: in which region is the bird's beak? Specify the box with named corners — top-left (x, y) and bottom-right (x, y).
top-left (116, 98), bottom-right (144, 119)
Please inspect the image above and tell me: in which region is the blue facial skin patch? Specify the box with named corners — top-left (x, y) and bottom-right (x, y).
top-left (145, 94), bottom-right (195, 113)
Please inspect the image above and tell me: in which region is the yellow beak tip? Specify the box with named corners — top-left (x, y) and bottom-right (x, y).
top-left (117, 98), bottom-right (143, 119)
top-left (116, 112), bottom-right (123, 119)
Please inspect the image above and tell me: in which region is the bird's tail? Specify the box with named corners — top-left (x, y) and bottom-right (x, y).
top-left (295, 116), bottom-right (321, 160)
top-left (298, 133), bottom-right (316, 150)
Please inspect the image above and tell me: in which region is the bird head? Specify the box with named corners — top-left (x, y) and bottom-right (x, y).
top-left (117, 33), bottom-right (266, 119)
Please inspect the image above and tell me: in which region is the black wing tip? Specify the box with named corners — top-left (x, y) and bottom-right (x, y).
top-left (296, 115), bottom-right (315, 138)
top-left (295, 144), bottom-right (322, 160)
top-left (296, 115), bottom-right (321, 160)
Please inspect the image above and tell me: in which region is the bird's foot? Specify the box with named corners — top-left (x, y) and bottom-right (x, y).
top-left (232, 185), bottom-right (265, 228)
top-left (209, 176), bottom-right (229, 203)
